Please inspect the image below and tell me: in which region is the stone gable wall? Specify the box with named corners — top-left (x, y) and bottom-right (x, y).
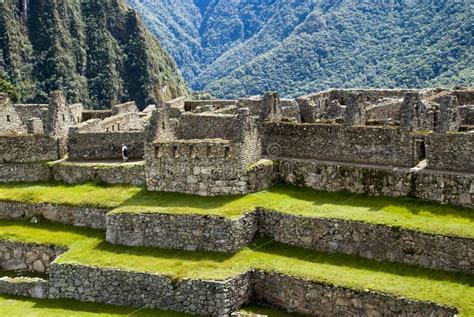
top-left (0, 95), bottom-right (26, 134)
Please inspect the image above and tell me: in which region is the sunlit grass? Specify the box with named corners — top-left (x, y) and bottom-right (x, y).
top-left (0, 182), bottom-right (472, 238)
top-left (0, 295), bottom-right (190, 317)
top-left (0, 220), bottom-right (473, 316)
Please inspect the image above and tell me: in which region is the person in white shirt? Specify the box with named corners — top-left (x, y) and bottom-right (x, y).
top-left (121, 144), bottom-right (129, 162)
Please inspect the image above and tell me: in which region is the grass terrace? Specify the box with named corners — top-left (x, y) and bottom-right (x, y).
top-left (0, 220), bottom-right (473, 315)
top-left (0, 295), bottom-right (297, 317)
top-left (0, 295), bottom-right (190, 317)
top-left (0, 182), bottom-right (472, 238)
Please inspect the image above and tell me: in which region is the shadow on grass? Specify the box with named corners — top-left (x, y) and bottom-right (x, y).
top-left (0, 295), bottom-right (190, 316)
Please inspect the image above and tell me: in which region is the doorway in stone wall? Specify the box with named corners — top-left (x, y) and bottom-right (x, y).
top-left (414, 138), bottom-right (426, 163)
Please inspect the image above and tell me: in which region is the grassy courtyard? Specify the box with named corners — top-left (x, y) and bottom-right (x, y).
top-left (0, 182), bottom-right (472, 238)
top-left (0, 220), bottom-right (472, 316)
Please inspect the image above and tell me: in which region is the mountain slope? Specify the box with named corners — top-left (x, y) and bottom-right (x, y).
top-left (129, 0), bottom-right (473, 99)
top-left (0, 0), bottom-right (189, 109)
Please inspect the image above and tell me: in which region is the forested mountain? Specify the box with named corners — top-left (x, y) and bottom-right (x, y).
top-left (0, 0), bottom-right (189, 109)
top-left (129, 0), bottom-right (473, 99)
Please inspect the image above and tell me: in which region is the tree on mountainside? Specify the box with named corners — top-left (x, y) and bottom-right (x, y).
top-left (0, 79), bottom-right (20, 103)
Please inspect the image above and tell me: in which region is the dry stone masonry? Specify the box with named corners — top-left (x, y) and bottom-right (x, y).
top-left (0, 87), bottom-right (473, 316)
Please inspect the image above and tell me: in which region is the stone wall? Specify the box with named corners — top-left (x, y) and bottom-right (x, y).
top-left (415, 170), bottom-right (474, 207)
top-left (0, 201), bottom-right (108, 229)
top-left (105, 207), bottom-right (473, 273)
top-left (0, 135), bottom-right (59, 163)
top-left (426, 132), bottom-right (474, 172)
top-left (258, 210), bottom-right (473, 274)
top-left (48, 263), bottom-right (252, 316)
top-left (276, 159), bottom-right (413, 197)
top-left (0, 241), bottom-right (66, 274)
top-left (68, 131), bottom-right (144, 160)
top-left (0, 161), bottom-right (145, 186)
top-left (51, 162), bottom-right (145, 186)
top-left (111, 101), bottom-right (138, 115)
top-left (367, 102), bottom-right (402, 122)
top-left (106, 212), bottom-right (257, 252)
top-left (0, 94), bottom-right (26, 134)
top-left (0, 277), bottom-right (48, 299)
top-left (262, 123), bottom-right (416, 167)
top-left (253, 272), bottom-right (457, 317)
top-left (0, 162), bottom-right (51, 182)
top-left (460, 105), bottom-right (474, 125)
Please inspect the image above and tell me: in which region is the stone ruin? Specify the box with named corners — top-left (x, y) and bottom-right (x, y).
top-left (0, 87), bottom-right (473, 317)
top-left (0, 87), bottom-right (473, 204)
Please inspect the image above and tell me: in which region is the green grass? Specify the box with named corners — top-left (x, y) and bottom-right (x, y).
top-left (0, 183), bottom-right (141, 209)
top-left (0, 220), bottom-right (472, 316)
top-left (0, 182), bottom-right (472, 239)
top-left (0, 295), bottom-right (190, 316)
top-left (0, 295), bottom-right (292, 317)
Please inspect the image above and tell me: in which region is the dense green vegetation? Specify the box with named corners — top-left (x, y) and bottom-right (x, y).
top-left (0, 0), bottom-right (189, 109)
top-left (0, 220), bottom-right (473, 315)
top-left (129, 0), bottom-right (473, 98)
top-left (0, 182), bottom-right (472, 239)
top-left (0, 79), bottom-right (20, 102)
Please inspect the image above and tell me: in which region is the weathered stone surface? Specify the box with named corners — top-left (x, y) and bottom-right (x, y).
top-left (48, 263), bottom-right (252, 317)
top-left (0, 241), bottom-right (66, 274)
top-left (253, 271), bottom-right (457, 317)
top-left (105, 207), bottom-right (473, 273)
top-left (0, 201), bottom-right (108, 229)
top-left (106, 212), bottom-right (258, 253)
top-left (0, 277), bottom-right (48, 299)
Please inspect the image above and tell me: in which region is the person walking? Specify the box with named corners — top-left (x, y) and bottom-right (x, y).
top-left (122, 144), bottom-right (129, 162)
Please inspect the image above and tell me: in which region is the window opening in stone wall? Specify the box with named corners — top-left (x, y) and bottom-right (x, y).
top-left (172, 146), bottom-right (178, 158)
top-left (162, 122), bottom-right (166, 130)
top-left (6, 115), bottom-right (10, 122)
top-left (224, 146), bottom-right (230, 158)
top-left (189, 145), bottom-right (194, 157)
top-left (117, 124), bottom-right (120, 131)
top-left (206, 146), bottom-right (212, 157)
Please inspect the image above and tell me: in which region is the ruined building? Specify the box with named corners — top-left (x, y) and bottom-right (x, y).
top-left (0, 87), bottom-right (473, 205)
